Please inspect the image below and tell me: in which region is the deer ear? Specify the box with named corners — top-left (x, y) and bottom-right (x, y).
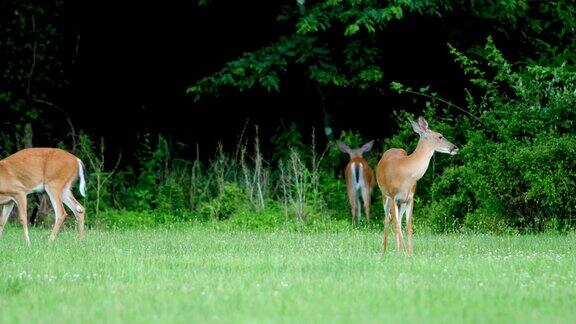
top-left (418, 117), bottom-right (429, 130)
top-left (360, 140), bottom-right (374, 153)
top-left (337, 141), bottom-right (351, 154)
top-left (410, 119), bottom-right (424, 135)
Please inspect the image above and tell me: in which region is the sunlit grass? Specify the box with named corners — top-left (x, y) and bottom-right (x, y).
top-left (1, 226), bottom-right (575, 323)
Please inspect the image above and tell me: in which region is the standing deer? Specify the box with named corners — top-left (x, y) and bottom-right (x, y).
top-left (338, 140), bottom-right (375, 225)
top-left (376, 117), bottom-right (458, 255)
top-left (0, 148), bottom-right (87, 244)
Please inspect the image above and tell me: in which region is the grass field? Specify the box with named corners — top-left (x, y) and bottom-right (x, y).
top-left (1, 226), bottom-right (575, 323)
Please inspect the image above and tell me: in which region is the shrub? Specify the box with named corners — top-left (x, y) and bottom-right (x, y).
top-left (417, 38), bottom-right (576, 233)
top-left (197, 183), bottom-right (248, 220)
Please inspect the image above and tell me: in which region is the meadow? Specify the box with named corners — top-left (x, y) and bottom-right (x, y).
top-left (1, 226), bottom-right (575, 323)
top-left (3, 1), bottom-right (576, 323)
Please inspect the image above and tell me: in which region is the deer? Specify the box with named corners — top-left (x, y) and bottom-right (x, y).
top-left (338, 140), bottom-right (375, 225)
top-left (0, 147), bottom-right (87, 244)
top-left (376, 117), bottom-right (458, 255)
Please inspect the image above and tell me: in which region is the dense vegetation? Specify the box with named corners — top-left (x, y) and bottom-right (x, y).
top-left (1, 0), bottom-right (575, 233)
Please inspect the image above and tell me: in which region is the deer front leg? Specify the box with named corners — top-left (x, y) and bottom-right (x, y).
top-left (14, 194), bottom-right (30, 245)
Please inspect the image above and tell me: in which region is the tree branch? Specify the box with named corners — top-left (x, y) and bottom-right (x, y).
top-left (25, 15), bottom-right (37, 98)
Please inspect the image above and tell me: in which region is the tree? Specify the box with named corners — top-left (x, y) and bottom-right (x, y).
top-left (0, 0), bottom-right (71, 152)
top-left (187, 0), bottom-right (576, 127)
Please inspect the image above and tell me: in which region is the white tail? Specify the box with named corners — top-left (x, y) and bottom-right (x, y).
top-left (376, 117), bottom-right (458, 255)
top-left (77, 158), bottom-right (87, 197)
top-left (338, 140), bottom-right (375, 225)
top-left (0, 148), bottom-right (87, 244)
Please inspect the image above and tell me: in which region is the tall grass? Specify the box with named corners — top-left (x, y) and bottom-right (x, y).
top-left (73, 126), bottom-right (339, 229)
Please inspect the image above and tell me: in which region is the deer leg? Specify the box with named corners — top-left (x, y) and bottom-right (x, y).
top-left (382, 196), bottom-right (391, 251)
top-left (14, 194), bottom-right (30, 245)
top-left (356, 195), bottom-right (362, 222)
top-left (46, 187), bottom-right (67, 241)
top-left (390, 198), bottom-right (404, 253)
top-left (399, 203), bottom-right (407, 228)
top-left (348, 188), bottom-right (358, 226)
top-left (63, 188), bottom-right (85, 240)
top-left (406, 199), bottom-right (414, 256)
top-left (0, 201), bottom-right (15, 237)
top-left (362, 186), bottom-right (371, 225)
top-left (351, 200), bottom-right (358, 225)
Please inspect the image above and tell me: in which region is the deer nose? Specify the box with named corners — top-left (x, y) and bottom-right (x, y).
top-left (450, 145), bottom-right (459, 155)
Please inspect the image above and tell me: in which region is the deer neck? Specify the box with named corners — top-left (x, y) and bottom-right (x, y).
top-left (406, 137), bottom-right (435, 181)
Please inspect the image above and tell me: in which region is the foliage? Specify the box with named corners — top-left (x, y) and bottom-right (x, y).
top-left (77, 133), bottom-right (121, 217)
top-left (188, 1), bottom-right (576, 101)
top-left (240, 129), bottom-right (270, 210)
top-left (120, 134), bottom-right (169, 211)
top-left (0, 0), bottom-right (70, 147)
top-left (409, 39), bottom-right (576, 233)
top-left (270, 122), bottom-right (306, 163)
top-left (197, 183), bottom-right (248, 220)
top-left (156, 178), bottom-right (188, 219)
top-left (187, 1), bottom-right (419, 100)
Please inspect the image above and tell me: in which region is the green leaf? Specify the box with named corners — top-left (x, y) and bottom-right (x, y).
top-left (344, 24), bottom-right (360, 36)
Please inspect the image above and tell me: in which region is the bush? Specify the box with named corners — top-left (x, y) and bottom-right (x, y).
top-left (417, 39), bottom-right (576, 233)
top-left (197, 183), bottom-right (248, 220)
top-left (428, 134), bottom-right (576, 232)
top-left (157, 178), bottom-right (189, 221)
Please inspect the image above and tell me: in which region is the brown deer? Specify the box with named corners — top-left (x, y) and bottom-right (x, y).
top-left (338, 140), bottom-right (375, 225)
top-left (0, 148), bottom-right (87, 244)
top-left (376, 117), bottom-right (458, 255)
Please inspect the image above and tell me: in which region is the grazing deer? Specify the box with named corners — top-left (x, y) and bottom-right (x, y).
top-left (338, 140), bottom-right (375, 225)
top-left (0, 148), bottom-right (87, 244)
top-left (376, 117), bottom-right (458, 255)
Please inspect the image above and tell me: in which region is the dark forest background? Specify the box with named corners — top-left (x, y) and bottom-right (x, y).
top-left (1, 0), bottom-right (575, 232)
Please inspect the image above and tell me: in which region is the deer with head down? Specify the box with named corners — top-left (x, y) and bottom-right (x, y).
top-left (338, 140), bottom-right (375, 225)
top-left (376, 117), bottom-right (458, 255)
top-left (0, 148), bottom-right (87, 244)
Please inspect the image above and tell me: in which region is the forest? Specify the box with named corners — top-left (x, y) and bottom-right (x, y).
top-left (3, 0), bottom-right (575, 233)
top-left (1, 0), bottom-right (575, 235)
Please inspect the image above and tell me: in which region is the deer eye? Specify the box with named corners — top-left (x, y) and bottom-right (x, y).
top-left (438, 135), bottom-right (443, 139)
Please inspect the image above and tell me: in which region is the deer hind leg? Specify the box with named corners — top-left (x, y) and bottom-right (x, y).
top-left (13, 194), bottom-right (30, 244)
top-left (46, 186), bottom-right (68, 241)
top-left (390, 198), bottom-right (404, 253)
top-left (347, 188), bottom-right (358, 225)
top-left (406, 199), bottom-right (414, 256)
top-left (356, 195), bottom-right (362, 222)
top-left (382, 196), bottom-right (391, 251)
top-left (0, 201), bottom-right (15, 237)
top-left (63, 185), bottom-right (85, 239)
top-left (399, 203), bottom-right (407, 228)
top-left (361, 186), bottom-right (371, 225)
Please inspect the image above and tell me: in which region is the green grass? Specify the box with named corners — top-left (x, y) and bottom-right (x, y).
top-left (1, 226), bottom-right (575, 323)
